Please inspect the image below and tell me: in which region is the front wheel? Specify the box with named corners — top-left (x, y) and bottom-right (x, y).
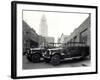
top-left (31, 53), bottom-right (41, 63)
top-left (50, 54), bottom-right (61, 66)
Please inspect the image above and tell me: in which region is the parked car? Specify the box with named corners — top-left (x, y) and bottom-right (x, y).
top-left (26, 48), bottom-right (46, 63)
top-left (43, 42), bottom-right (90, 66)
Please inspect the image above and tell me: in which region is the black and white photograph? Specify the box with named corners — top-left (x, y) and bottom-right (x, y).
top-left (11, 1), bottom-right (97, 79)
top-left (23, 9), bottom-right (91, 69)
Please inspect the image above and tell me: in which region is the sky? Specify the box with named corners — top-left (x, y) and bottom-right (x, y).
top-left (23, 10), bottom-right (89, 42)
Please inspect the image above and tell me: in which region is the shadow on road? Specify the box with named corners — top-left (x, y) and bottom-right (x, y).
top-left (61, 58), bottom-right (89, 65)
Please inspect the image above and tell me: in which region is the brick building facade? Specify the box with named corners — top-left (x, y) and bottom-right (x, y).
top-left (58, 15), bottom-right (90, 47)
top-left (65, 16), bottom-right (90, 46)
top-left (23, 20), bottom-right (39, 53)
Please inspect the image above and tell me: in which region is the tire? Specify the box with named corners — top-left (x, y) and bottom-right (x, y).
top-left (31, 53), bottom-right (41, 63)
top-left (50, 54), bottom-right (60, 66)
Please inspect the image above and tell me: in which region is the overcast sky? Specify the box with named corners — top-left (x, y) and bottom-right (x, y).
top-left (23, 11), bottom-right (89, 42)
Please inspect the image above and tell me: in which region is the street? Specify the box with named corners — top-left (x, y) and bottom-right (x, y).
top-left (23, 55), bottom-right (90, 69)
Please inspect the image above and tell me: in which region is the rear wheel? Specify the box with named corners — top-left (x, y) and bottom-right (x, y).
top-left (31, 53), bottom-right (41, 63)
top-left (50, 54), bottom-right (60, 66)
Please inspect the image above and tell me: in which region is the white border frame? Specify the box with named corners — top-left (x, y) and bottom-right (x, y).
top-left (13, 2), bottom-right (97, 78)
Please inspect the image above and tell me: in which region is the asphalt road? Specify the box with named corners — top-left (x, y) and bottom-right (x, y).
top-left (23, 55), bottom-right (90, 69)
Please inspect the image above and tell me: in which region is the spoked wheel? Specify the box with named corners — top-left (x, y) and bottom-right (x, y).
top-left (50, 54), bottom-right (61, 66)
top-left (31, 53), bottom-right (41, 63)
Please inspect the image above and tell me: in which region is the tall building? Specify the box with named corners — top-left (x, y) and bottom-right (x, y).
top-left (39, 15), bottom-right (48, 37)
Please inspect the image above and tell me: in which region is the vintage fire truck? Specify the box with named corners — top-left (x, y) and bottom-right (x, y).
top-left (43, 42), bottom-right (90, 66)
